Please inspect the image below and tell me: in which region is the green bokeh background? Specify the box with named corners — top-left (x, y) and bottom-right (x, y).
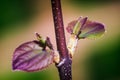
top-left (0, 0), bottom-right (120, 80)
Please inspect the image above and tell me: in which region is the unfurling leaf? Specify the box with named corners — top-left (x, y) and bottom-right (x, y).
top-left (66, 20), bottom-right (77, 34)
top-left (66, 17), bottom-right (105, 39)
top-left (79, 21), bottom-right (105, 39)
top-left (12, 35), bottom-right (54, 72)
top-left (66, 17), bottom-right (87, 35)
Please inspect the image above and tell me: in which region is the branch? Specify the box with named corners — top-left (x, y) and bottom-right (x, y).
top-left (51, 0), bottom-right (68, 59)
top-left (51, 0), bottom-right (72, 80)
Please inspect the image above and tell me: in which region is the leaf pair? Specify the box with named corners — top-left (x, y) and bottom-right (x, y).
top-left (66, 17), bottom-right (105, 39)
top-left (66, 17), bottom-right (105, 57)
top-left (12, 17), bottom-right (105, 72)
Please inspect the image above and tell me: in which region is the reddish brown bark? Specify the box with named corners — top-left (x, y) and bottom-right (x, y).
top-left (51, 0), bottom-right (72, 80)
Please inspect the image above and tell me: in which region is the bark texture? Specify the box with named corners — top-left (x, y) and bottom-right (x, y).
top-left (51, 0), bottom-right (72, 80)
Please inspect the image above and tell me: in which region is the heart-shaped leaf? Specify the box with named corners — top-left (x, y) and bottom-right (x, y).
top-left (12, 40), bottom-right (54, 72)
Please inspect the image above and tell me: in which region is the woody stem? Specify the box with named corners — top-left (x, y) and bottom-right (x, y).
top-left (51, 0), bottom-right (72, 80)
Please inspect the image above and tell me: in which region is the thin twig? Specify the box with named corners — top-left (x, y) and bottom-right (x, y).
top-left (51, 0), bottom-right (72, 80)
top-left (51, 0), bottom-right (68, 59)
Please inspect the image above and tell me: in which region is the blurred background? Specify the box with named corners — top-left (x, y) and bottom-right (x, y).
top-left (0, 0), bottom-right (120, 80)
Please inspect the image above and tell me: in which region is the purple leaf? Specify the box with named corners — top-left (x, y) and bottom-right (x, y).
top-left (79, 21), bottom-right (105, 39)
top-left (66, 20), bottom-right (77, 34)
top-left (12, 40), bottom-right (54, 72)
top-left (66, 17), bottom-right (105, 39)
top-left (66, 17), bottom-right (87, 34)
top-left (46, 37), bottom-right (53, 50)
